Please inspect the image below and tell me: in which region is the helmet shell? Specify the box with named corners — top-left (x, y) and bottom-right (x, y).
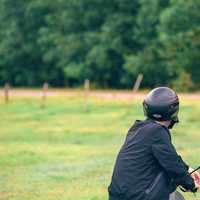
top-left (143, 87), bottom-right (179, 121)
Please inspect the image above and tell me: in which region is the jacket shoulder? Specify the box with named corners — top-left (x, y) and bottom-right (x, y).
top-left (144, 120), bottom-right (171, 141)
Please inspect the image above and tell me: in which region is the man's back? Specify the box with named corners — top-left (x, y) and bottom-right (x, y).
top-left (108, 119), bottom-right (170, 200)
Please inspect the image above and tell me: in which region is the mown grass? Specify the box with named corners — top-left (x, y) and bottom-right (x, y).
top-left (0, 96), bottom-right (199, 200)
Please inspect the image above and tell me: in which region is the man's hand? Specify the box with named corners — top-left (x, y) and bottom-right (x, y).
top-left (194, 180), bottom-right (200, 190)
top-left (189, 167), bottom-right (200, 190)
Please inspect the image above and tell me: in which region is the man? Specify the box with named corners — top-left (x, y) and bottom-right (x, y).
top-left (108, 87), bottom-right (200, 200)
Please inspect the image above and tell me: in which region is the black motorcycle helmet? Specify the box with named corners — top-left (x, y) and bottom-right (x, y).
top-left (143, 87), bottom-right (179, 128)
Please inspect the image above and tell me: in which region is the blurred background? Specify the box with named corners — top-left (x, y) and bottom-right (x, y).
top-left (0, 0), bottom-right (200, 200)
top-left (0, 0), bottom-right (199, 90)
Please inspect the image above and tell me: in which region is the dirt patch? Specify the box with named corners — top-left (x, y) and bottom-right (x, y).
top-left (0, 89), bottom-right (200, 101)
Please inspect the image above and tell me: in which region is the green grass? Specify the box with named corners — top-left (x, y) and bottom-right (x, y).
top-left (0, 96), bottom-right (199, 200)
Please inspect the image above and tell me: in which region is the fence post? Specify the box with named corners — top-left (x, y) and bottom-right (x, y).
top-left (4, 83), bottom-right (10, 103)
top-left (84, 79), bottom-right (90, 112)
top-left (133, 74), bottom-right (143, 92)
top-left (126, 74), bottom-right (144, 113)
top-left (41, 82), bottom-right (48, 108)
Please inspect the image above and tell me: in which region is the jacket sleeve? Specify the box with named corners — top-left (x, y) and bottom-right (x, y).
top-left (151, 126), bottom-right (195, 191)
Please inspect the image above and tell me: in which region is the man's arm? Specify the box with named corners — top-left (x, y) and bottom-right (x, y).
top-left (151, 126), bottom-right (196, 192)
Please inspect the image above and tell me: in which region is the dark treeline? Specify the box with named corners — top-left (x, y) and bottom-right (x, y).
top-left (0, 0), bottom-right (199, 90)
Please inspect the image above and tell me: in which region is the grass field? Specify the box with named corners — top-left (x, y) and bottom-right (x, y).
top-left (0, 95), bottom-right (199, 200)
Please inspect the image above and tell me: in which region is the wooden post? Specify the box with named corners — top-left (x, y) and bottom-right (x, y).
top-left (84, 79), bottom-right (90, 112)
top-left (126, 74), bottom-right (143, 113)
top-left (4, 83), bottom-right (10, 103)
top-left (41, 82), bottom-right (48, 108)
top-left (133, 74), bottom-right (143, 92)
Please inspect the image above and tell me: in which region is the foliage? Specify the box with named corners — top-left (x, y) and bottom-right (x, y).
top-left (0, 0), bottom-right (199, 89)
top-left (172, 71), bottom-right (194, 92)
top-left (158, 0), bottom-right (200, 89)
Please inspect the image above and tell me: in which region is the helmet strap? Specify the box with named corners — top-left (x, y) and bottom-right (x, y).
top-left (168, 119), bottom-right (178, 129)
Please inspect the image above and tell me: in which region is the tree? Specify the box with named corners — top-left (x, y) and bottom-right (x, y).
top-left (124, 0), bottom-right (172, 88)
top-left (158, 0), bottom-right (200, 88)
top-left (0, 0), bottom-right (199, 89)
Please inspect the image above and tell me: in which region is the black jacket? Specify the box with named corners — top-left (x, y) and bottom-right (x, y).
top-left (108, 119), bottom-right (195, 200)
